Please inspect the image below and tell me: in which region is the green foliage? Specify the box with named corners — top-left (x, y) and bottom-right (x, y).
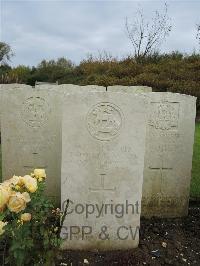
top-left (1, 52), bottom-right (200, 112)
top-left (9, 65), bottom-right (32, 84)
top-left (0, 64), bottom-right (19, 84)
top-left (31, 57), bottom-right (75, 86)
top-left (0, 174), bottom-right (68, 266)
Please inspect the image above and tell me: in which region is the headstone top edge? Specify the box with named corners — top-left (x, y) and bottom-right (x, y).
top-left (149, 91), bottom-right (197, 101)
top-left (0, 83), bottom-right (32, 89)
top-left (62, 90), bottom-right (149, 97)
top-left (107, 85), bottom-right (152, 88)
top-left (60, 84), bottom-right (105, 88)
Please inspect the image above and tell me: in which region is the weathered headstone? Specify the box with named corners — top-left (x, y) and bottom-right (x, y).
top-left (0, 84), bottom-right (3, 132)
top-left (107, 87), bottom-right (196, 217)
top-left (35, 81), bottom-right (58, 86)
top-left (0, 84), bottom-right (29, 132)
top-left (142, 92), bottom-right (196, 217)
top-left (1, 85), bottom-right (62, 204)
top-left (107, 85), bottom-right (152, 93)
top-left (60, 84), bottom-right (106, 93)
top-left (0, 84), bottom-right (106, 202)
top-left (61, 92), bottom-right (148, 250)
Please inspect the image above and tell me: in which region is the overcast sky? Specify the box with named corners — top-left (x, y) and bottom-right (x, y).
top-left (1, 0), bottom-right (200, 67)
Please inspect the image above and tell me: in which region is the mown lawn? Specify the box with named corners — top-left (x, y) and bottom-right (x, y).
top-left (0, 124), bottom-right (200, 196)
top-left (191, 123), bottom-right (200, 197)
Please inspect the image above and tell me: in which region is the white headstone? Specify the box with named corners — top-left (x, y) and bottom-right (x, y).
top-left (61, 92), bottom-right (148, 250)
top-left (60, 84), bottom-right (106, 93)
top-left (0, 84), bottom-right (29, 132)
top-left (0, 84), bottom-right (3, 132)
top-left (107, 85), bottom-right (152, 93)
top-left (142, 92), bottom-right (196, 217)
top-left (0, 84), bottom-right (106, 202)
top-left (1, 85), bottom-right (62, 204)
top-left (35, 81), bottom-right (58, 86)
top-left (106, 87), bottom-right (196, 217)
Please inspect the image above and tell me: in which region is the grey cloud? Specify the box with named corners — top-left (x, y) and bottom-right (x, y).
top-left (1, 0), bottom-right (200, 66)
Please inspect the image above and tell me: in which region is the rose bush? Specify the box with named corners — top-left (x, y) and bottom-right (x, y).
top-left (0, 169), bottom-right (68, 266)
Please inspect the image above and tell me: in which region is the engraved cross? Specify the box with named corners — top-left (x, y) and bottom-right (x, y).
top-left (149, 145), bottom-right (173, 194)
top-left (89, 173), bottom-right (116, 192)
top-left (23, 152), bottom-right (47, 171)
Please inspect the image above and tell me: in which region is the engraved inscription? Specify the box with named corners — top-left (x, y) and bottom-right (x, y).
top-left (18, 135), bottom-right (57, 149)
top-left (148, 143), bottom-right (176, 169)
top-left (21, 96), bottom-right (51, 128)
top-left (149, 102), bottom-right (179, 130)
top-left (148, 130), bottom-right (179, 169)
top-left (87, 102), bottom-right (122, 141)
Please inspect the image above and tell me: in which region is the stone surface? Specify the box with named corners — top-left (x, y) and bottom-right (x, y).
top-left (0, 84), bottom-right (3, 132)
top-left (107, 85), bottom-right (152, 93)
top-left (1, 85), bottom-right (62, 204)
top-left (141, 92), bottom-right (196, 218)
top-left (1, 83), bottom-right (196, 221)
top-left (0, 84), bottom-right (106, 201)
top-left (0, 84), bottom-right (29, 132)
top-left (61, 92), bottom-right (148, 250)
top-left (60, 84), bottom-right (106, 93)
top-left (106, 87), bottom-right (196, 217)
top-left (35, 81), bottom-right (58, 86)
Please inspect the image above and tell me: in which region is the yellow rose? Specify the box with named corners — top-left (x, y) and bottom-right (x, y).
top-left (22, 175), bottom-right (38, 193)
top-left (21, 213), bottom-right (31, 222)
top-left (7, 192), bottom-right (29, 213)
top-left (4, 176), bottom-right (24, 187)
top-left (15, 185), bottom-right (21, 191)
top-left (0, 221), bottom-right (8, 235)
top-left (38, 177), bottom-right (43, 182)
top-left (8, 175), bottom-right (20, 185)
top-left (0, 185), bottom-right (11, 212)
top-left (22, 192), bottom-right (31, 203)
top-left (34, 169), bottom-right (46, 179)
top-left (17, 176), bottom-right (24, 187)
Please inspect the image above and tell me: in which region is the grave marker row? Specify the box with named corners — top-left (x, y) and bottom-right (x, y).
top-left (0, 84), bottom-right (196, 250)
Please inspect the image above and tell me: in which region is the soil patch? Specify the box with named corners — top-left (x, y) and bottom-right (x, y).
top-left (57, 202), bottom-right (200, 266)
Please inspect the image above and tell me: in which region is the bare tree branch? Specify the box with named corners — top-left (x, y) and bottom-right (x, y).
top-left (125, 3), bottom-right (172, 60)
top-left (0, 42), bottom-right (14, 65)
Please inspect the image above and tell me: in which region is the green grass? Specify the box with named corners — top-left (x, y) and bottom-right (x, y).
top-left (0, 124), bottom-right (200, 196)
top-left (190, 123), bottom-right (200, 197)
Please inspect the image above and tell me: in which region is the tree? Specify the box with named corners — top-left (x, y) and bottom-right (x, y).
top-left (125, 3), bottom-right (172, 60)
top-left (37, 57), bottom-right (74, 72)
top-left (0, 42), bottom-right (14, 65)
top-left (32, 57), bottom-right (74, 83)
top-left (10, 65), bottom-right (31, 83)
